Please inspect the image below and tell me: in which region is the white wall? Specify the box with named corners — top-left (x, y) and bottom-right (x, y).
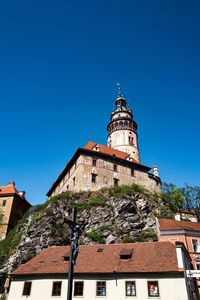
top-left (8, 275), bottom-right (188, 300)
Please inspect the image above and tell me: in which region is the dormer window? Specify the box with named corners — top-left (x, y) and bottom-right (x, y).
top-left (120, 249), bottom-right (132, 259)
top-left (93, 145), bottom-right (100, 152)
top-left (63, 255), bottom-right (70, 261)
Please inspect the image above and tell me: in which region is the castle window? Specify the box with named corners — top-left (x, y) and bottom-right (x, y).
top-left (125, 281), bottom-right (136, 296)
top-left (92, 159), bottom-right (97, 166)
top-left (131, 169), bottom-right (135, 177)
top-left (91, 173), bottom-right (97, 183)
top-left (73, 177), bottom-right (76, 186)
top-left (74, 281), bottom-right (84, 296)
top-left (22, 281), bottom-right (32, 296)
top-left (2, 200), bottom-right (6, 207)
top-left (67, 185), bottom-right (69, 191)
top-left (147, 281), bottom-right (159, 297)
top-left (52, 281), bottom-right (62, 296)
top-left (114, 178), bottom-right (119, 186)
top-left (113, 164), bottom-right (117, 172)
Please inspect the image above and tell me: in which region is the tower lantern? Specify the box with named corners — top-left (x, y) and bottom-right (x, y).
top-left (107, 86), bottom-right (140, 163)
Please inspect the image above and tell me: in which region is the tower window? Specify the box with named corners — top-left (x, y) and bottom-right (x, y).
top-left (129, 136), bottom-right (134, 145)
top-left (92, 159), bottom-right (97, 166)
top-left (67, 185), bottom-right (69, 191)
top-left (73, 177), bottom-right (76, 186)
top-left (113, 164), bottom-right (117, 172)
top-left (91, 173), bottom-right (97, 183)
top-left (114, 178), bottom-right (119, 186)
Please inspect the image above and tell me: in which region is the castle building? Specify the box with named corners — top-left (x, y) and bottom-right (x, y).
top-left (47, 90), bottom-right (161, 198)
top-left (0, 182), bottom-right (31, 240)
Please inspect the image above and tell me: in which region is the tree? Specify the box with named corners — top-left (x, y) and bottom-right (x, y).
top-left (162, 182), bottom-right (185, 212)
top-left (162, 183), bottom-right (200, 221)
top-left (181, 185), bottom-right (200, 221)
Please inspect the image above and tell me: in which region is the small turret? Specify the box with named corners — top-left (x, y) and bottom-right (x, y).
top-left (153, 165), bottom-right (159, 177)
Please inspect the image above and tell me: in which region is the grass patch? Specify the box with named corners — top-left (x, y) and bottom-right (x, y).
top-left (108, 184), bottom-right (148, 197)
top-left (75, 196), bottom-right (106, 210)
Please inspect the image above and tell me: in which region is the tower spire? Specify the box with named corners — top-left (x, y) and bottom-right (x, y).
top-left (117, 82), bottom-right (123, 97)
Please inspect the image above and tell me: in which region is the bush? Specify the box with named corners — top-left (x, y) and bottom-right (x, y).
top-left (122, 235), bottom-right (135, 243)
top-left (135, 230), bottom-right (157, 242)
top-left (108, 184), bottom-right (147, 197)
top-left (75, 197), bottom-right (106, 210)
top-left (86, 230), bottom-right (105, 244)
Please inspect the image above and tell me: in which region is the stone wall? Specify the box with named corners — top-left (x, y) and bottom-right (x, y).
top-left (0, 196), bottom-right (14, 240)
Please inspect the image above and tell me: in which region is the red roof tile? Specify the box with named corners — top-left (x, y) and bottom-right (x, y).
top-left (0, 185), bottom-right (20, 196)
top-left (84, 141), bottom-right (139, 164)
top-left (13, 242), bottom-right (179, 276)
top-left (159, 219), bottom-right (200, 231)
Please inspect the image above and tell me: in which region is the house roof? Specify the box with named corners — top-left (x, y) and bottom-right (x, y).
top-left (0, 184), bottom-right (26, 199)
top-left (159, 218), bottom-right (200, 232)
top-left (84, 141), bottom-right (138, 163)
top-left (12, 242), bottom-right (179, 276)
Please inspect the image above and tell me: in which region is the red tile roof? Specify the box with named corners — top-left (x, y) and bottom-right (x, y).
top-left (0, 185), bottom-right (20, 197)
top-left (84, 141), bottom-right (139, 164)
top-left (13, 242), bottom-right (179, 276)
top-left (159, 219), bottom-right (200, 232)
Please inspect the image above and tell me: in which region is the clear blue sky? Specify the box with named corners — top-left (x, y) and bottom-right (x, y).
top-left (0, 0), bottom-right (199, 205)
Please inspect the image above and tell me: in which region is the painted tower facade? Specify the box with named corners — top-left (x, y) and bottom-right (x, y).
top-left (107, 91), bottom-right (140, 163)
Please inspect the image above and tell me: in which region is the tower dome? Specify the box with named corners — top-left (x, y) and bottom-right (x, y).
top-left (107, 87), bottom-right (140, 163)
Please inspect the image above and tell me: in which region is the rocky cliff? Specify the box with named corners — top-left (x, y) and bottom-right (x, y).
top-left (0, 184), bottom-right (173, 275)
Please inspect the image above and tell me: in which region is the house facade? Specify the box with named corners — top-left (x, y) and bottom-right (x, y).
top-left (0, 181), bottom-right (31, 240)
top-left (8, 242), bottom-right (197, 300)
top-left (157, 215), bottom-right (200, 294)
top-left (47, 91), bottom-right (161, 198)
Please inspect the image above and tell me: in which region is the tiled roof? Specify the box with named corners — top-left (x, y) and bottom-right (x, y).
top-left (12, 242), bottom-right (179, 276)
top-left (0, 185), bottom-right (20, 197)
top-left (159, 219), bottom-right (200, 232)
top-left (84, 141), bottom-right (139, 163)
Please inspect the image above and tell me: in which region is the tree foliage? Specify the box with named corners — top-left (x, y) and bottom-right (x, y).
top-left (162, 183), bottom-right (200, 221)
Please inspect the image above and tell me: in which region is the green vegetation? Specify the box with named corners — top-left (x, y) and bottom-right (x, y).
top-left (122, 230), bottom-right (157, 243)
top-left (108, 184), bottom-right (147, 197)
top-left (162, 183), bottom-right (200, 221)
top-left (0, 294), bottom-right (7, 300)
top-left (75, 196), bottom-right (106, 210)
top-left (122, 235), bottom-right (135, 243)
top-left (0, 210), bottom-right (30, 268)
top-left (86, 230), bottom-right (105, 244)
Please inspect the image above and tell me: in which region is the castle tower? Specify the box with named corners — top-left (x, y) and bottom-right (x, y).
top-left (107, 86), bottom-right (140, 163)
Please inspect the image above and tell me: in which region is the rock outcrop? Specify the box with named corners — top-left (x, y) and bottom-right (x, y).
top-left (0, 185), bottom-right (173, 275)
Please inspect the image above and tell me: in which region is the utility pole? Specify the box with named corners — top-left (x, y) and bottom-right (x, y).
top-left (66, 207), bottom-right (83, 300)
